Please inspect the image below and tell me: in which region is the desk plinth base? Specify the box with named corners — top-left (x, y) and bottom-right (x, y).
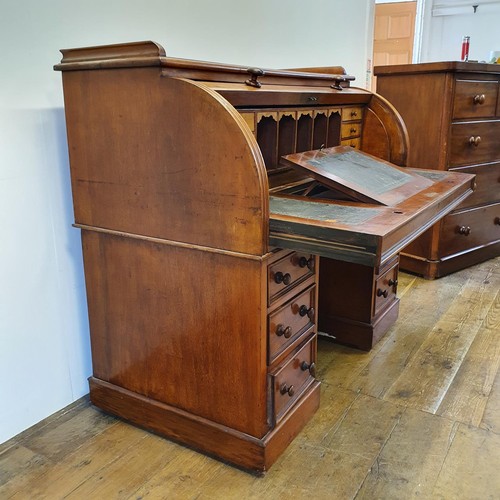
top-left (89, 377), bottom-right (320, 473)
top-left (319, 298), bottom-right (400, 351)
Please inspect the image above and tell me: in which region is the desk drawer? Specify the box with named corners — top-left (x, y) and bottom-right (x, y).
top-left (270, 337), bottom-right (316, 422)
top-left (449, 120), bottom-right (500, 167)
top-left (268, 285), bottom-right (316, 364)
top-left (268, 252), bottom-right (315, 304)
top-left (453, 80), bottom-right (499, 119)
top-left (450, 162), bottom-right (500, 209)
top-left (373, 263), bottom-right (399, 316)
top-left (440, 202), bottom-right (500, 257)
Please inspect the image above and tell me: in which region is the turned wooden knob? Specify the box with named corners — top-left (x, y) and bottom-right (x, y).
top-left (274, 272), bottom-right (291, 285)
top-left (350, 127), bottom-right (357, 134)
top-left (299, 256), bottom-right (315, 271)
top-left (473, 94), bottom-right (486, 105)
top-left (299, 305), bottom-right (315, 320)
top-left (468, 136), bottom-right (482, 147)
top-left (458, 225), bottom-right (471, 235)
top-left (276, 324), bottom-right (292, 338)
top-left (494, 217), bottom-right (500, 226)
top-left (351, 110), bottom-right (358, 117)
top-left (301, 361), bottom-right (316, 377)
top-left (280, 383), bottom-right (295, 397)
top-left (388, 279), bottom-right (398, 287)
top-left (377, 288), bottom-right (389, 298)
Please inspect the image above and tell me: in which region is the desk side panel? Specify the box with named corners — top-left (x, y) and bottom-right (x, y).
top-left (82, 230), bottom-right (269, 438)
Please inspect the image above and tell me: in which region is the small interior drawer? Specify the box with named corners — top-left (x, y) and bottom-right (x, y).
top-left (453, 80), bottom-right (499, 119)
top-left (341, 106), bottom-right (363, 122)
top-left (341, 138), bottom-right (361, 149)
top-left (373, 263), bottom-right (399, 316)
top-left (268, 285), bottom-right (316, 364)
top-left (341, 122), bottom-right (361, 139)
top-left (268, 252), bottom-right (316, 305)
top-left (270, 336), bottom-right (316, 422)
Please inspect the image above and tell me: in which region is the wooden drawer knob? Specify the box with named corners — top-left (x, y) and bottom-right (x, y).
top-left (274, 272), bottom-right (292, 285)
top-left (473, 94), bottom-right (486, 105)
top-left (468, 136), bottom-right (482, 147)
top-left (350, 127), bottom-right (357, 134)
top-left (299, 305), bottom-right (315, 320)
top-left (494, 217), bottom-right (500, 226)
top-left (298, 256), bottom-right (315, 271)
top-left (280, 383), bottom-right (295, 397)
top-left (458, 225), bottom-right (472, 236)
top-left (351, 110), bottom-right (358, 118)
top-left (377, 288), bottom-right (389, 298)
top-left (301, 361), bottom-right (316, 377)
top-left (276, 324), bottom-right (292, 338)
top-left (388, 279), bottom-right (398, 287)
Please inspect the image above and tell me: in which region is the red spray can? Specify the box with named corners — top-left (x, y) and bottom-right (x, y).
top-left (461, 36), bottom-right (470, 61)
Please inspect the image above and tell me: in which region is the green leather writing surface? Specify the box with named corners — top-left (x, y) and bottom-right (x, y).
top-left (270, 196), bottom-right (379, 225)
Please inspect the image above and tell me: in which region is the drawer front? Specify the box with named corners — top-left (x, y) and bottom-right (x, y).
top-left (268, 252), bottom-right (315, 304)
top-left (341, 122), bottom-right (361, 139)
top-left (374, 264), bottom-right (399, 316)
top-left (450, 162), bottom-right (500, 209)
top-left (341, 138), bottom-right (361, 149)
top-left (449, 120), bottom-right (500, 167)
top-left (440, 202), bottom-right (500, 257)
top-left (268, 285), bottom-right (316, 364)
top-left (271, 337), bottom-right (316, 421)
top-left (453, 80), bottom-right (499, 119)
top-left (341, 107), bottom-right (363, 122)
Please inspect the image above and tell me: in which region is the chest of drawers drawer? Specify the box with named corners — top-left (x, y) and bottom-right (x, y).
top-left (270, 336), bottom-right (316, 423)
top-left (440, 202), bottom-right (500, 257)
top-left (449, 120), bottom-right (500, 167)
top-left (268, 285), bottom-right (316, 364)
top-left (453, 80), bottom-right (499, 119)
top-left (268, 251), bottom-right (315, 305)
top-left (450, 162), bottom-right (500, 209)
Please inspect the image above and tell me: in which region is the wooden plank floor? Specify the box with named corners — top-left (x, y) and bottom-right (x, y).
top-left (2, 257), bottom-right (499, 499)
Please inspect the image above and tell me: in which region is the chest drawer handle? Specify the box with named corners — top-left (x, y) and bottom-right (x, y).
top-left (377, 288), bottom-right (389, 298)
top-left (468, 136), bottom-right (482, 147)
top-left (351, 110), bottom-right (358, 118)
top-left (274, 272), bottom-right (292, 285)
top-left (299, 305), bottom-right (315, 320)
top-left (301, 361), bottom-right (316, 377)
top-left (473, 94), bottom-right (486, 105)
top-left (276, 324), bottom-right (292, 338)
top-left (298, 256), bottom-right (315, 271)
top-left (280, 383), bottom-right (295, 397)
top-left (458, 225), bottom-right (472, 236)
top-left (494, 217), bottom-right (500, 226)
top-left (388, 278), bottom-right (398, 287)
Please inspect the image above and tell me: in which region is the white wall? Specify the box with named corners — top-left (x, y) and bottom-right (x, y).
top-left (0, 0), bottom-right (375, 444)
top-left (422, 1), bottom-right (500, 62)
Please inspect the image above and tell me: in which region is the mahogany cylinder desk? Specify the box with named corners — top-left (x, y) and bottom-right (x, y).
top-left (55, 42), bottom-right (474, 471)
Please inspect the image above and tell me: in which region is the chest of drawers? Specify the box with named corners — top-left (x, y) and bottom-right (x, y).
top-left (374, 62), bottom-right (500, 278)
